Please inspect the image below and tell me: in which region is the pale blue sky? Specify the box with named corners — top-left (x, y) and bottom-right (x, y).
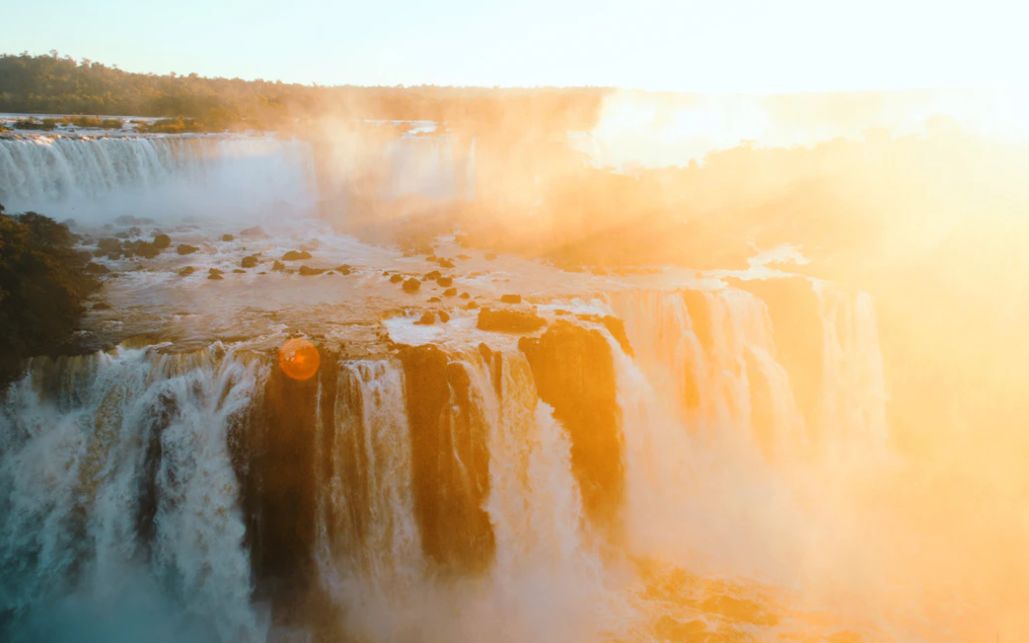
top-left (5, 0), bottom-right (1028, 91)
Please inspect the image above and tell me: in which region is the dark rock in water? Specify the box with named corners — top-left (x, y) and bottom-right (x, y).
top-left (123, 240), bottom-right (162, 259)
top-left (221, 234), bottom-right (235, 242)
top-left (176, 244), bottom-right (199, 255)
top-left (443, 287), bottom-right (457, 297)
top-left (520, 320), bottom-right (624, 531)
top-left (152, 233), bottom-right (171, 249)
top-left (438, 310), bottom-right (451, 323)
top-left (239, 225), bottom-right (267, 238)
top-left (500, 294), bottom-right (522, 304)
top-left (208, 273), bottom-right (223, 280)
top-left (178, 266), bottom-right (196, 277)
top-left (85, 262), bottom-right (110, 275)
top-left (402, 278), bottom-right (421, 293)
top-left (272, 260), bottom-right (286, 272)
top-left (415, 311), bottom-right (436, 325)
top-left (476, 307), bottom-right (545, 333)
top-left (460, 292), bottom-right (470, 299)
top-left (298, 265), bottom-right (325, 276)
top-left (241, 255), bottom-right (260, 268)
top-left (390, 274), bottom-right (404, 283)
top-left (397, 345), bottom-right (495, 573)
top-left (207, 268), bottom-right (224, 280)
top-left (436, 276), bottom-right (453, 287)
top-left (233, 268), bottom-right (246, 274)
top-left (281, 250), bottom-right (312, 261)
top-left (428, 296), bottom-right (441, 303)
top-left (423, 270), bottom-right (442, 281)
top-left (115, 214), bottom-right (152, 225)
top-left (96, 237), bottom-right (123, 259)
top-left (576, 314), bottom-right (635, 357)
top-left (335, 264), bottom-right (353, 275)
top-left (437, 258), bottom-right (455, 269)
top-left (466, 301), bottom-right (479, 310)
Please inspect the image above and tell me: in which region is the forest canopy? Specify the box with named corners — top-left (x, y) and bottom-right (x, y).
top-left (0, 52), bottom-right (606, 132)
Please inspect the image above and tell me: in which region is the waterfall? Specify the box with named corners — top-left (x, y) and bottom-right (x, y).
top-left (0, 135), bottom-right (317, 223)
top-left (0, 346), bottom-right (267, 643)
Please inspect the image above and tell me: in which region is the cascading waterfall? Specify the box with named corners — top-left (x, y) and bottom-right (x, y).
top-left (0, 276), bottom-right (894, 641)
top-left (0, 135), bottom-right (317, 222)
top-left (0, 346), bottom-right (267, 643)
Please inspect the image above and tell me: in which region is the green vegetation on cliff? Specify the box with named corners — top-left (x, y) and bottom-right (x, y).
top-left (0, 52), bottom-right (605, 132)
top-left (0, 204), bottom-right (99, 386)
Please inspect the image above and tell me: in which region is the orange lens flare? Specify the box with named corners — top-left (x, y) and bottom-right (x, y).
top-left (277, 337), bottom-right (320, 381)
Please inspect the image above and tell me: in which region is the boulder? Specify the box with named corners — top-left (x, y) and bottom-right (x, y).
top-left (423, 270), bottom-right (442, 281)
top-left (298, 265), bottom-right (325, 276)
top-left (281, 250), bottom-right (312, 261)
top-left (500, 294), bottom-right (522, 304)
top-left (152, 233), bottom-right (171, 249)
top-left (476, 307), bottom-right (545, 333)
top-left (402, 278), bottom-right (421, 293)
top-left (178, 266), bottom-right (196, 277)
top-left (272, 260), bottom-right (286, 272)
top-left (335, 264), bottom-right (352, 275)
top-left (436, 276), bottom-right (453, 287)
top-left (177, 244), bottom-right (199, 255)
top-left (389, 274), bottom-right (404, 283)
top-left (414, 311), bottom-right (436, 325)
top-left (241, 255), bottom-right (260, 268)
top-left (443, 288), bottom-right (457, 297)
top-left (438, 310), bottom-right (451, 323)
top-left (221, 234), bottom-right (235, 242)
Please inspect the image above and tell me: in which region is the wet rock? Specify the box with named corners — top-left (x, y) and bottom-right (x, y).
top-left (436, 276), bottom-right (453, 287)
top-left (396, 345), bottom-right (495, 573)
top-left (178, 266), bottom-right (196, 277)
top-left (241, 255), bottom-right (260, 268)
top-left (123, 240), bottom-right (162, 259)
top-left (233, 268), bottom-right (246, 274)
top-left (500, 294), bottom-right (522, 304)
top-left (298, 265), bottom-right (325, 276)
top-left (459, 292), bottom-right (470, 299)
top-left (443, 288), bottom-right (457, 297)
top-left (520, 320), bottom-right (623, 530)
top-left (423, 270), bottom-right (442, 281)
top-left (239, 226), bottom-right (267, 239)
top-left (428, 297), bottom-right (441, 303)
top-left (576, 314), bottom-right (634, 357)
top-left (415, 311), bottom-right (436, 325)
top-left (208, 273), bottom-right (223, 280)
top-left (272, 260), bottom-right (286, 272)
top-left (176, 244), bottom-right (199, 255)
top-left (335, 264), bottom-right (352, 275)
top-left (438, 310), bottom-right (451, 323)
top-left (437, 258), bottom-right (455, 269)
top-left (389, 274), bottom-right (404, 283)
top-left (281, 250), bottom-right (312, 261)
top-left (476, 307), bottom-right (545, 333)
top-left (466, 301), bottom-right (479, 310)
top-left (95, 237), bottom-right (123, 259)
top-left (221, 234), bottom-right (235, 242)
top-left (403, 278), bottom-right (421, 293)
top-left (152, 233), bottom-right (171, 249)
top-left (207, 267), bottom-right (224, 280)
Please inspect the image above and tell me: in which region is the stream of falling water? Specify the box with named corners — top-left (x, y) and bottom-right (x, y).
top-left (0, 346), bottom-right (267, 643)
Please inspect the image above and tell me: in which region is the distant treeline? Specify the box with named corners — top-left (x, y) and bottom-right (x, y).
top-left (0, 52), bottom-right (607, 132)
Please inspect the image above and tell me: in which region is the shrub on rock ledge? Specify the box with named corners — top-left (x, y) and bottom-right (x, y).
top-left (0, 205), bottom-right (99, 386)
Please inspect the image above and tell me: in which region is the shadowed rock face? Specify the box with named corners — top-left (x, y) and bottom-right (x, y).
top-left (519, 321), bottom-right (624, 531)
top-left (397, 345), bottom-right (495, 574)
top-left (241, 351), bottom-right (328, 603)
